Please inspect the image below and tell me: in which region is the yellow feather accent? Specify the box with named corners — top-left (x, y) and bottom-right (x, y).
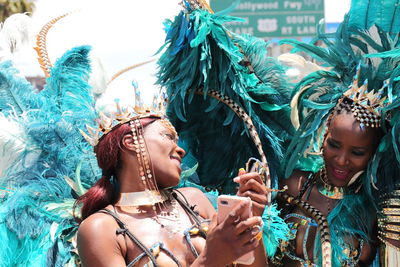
top-left (290, 85), bottom-right (311, 130)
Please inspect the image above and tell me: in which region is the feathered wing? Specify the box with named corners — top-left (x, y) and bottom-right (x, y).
top-left (0, 46), bottom-right (100, 266)
top-left (0, 112), bottom-right (36, 179)
top-left (0, 60), bottom-right (37, 115)
top-left (365, 46), bottom-right (400, 193)
top-left (0, 60), bottom-right (41, 184)
top-left (157, 7), bottom-right (293, 193)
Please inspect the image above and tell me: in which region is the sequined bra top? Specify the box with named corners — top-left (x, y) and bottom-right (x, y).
top-left (275, 177), bottom-right (365, 267)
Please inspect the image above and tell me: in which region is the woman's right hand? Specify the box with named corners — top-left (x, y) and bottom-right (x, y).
top-left (195, 201), bottom-right (263, 267)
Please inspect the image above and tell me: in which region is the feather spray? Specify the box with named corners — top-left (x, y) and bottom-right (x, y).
top-left (157, 4), bottom-right (293, 193)
top-left (0, 13), bottom-right (32, 61)
top-left (0, 46), bottom-right (99, 266)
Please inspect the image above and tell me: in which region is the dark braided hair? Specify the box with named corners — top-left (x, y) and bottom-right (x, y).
top-left (326, 98), bottom-right (353, 128)
top-left (325, 97), bottom-right (384, 149)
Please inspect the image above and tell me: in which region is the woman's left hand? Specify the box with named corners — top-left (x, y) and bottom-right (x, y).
top-left (234, 169), bottom-right (267, 217)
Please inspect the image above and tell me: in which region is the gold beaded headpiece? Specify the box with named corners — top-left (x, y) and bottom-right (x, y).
top-left (80, 84), bottom-right (169, 147)
top-left (81, 68), bottom-right (178, 206)
top-left (79, 55), bottom-right (170, 147)
top-left (338, 66), bottom-right (390, 129)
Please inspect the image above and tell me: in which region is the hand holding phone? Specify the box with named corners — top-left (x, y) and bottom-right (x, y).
top-left (217, 195), bottom-right (255, 265)
top-left (234, 159), bottom-right (268, 217)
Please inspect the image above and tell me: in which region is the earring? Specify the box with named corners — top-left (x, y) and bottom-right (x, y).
top-left (347, 170), bottom-right (364, 186)
top-left (308, 146), bottom-right (324, 156)
top-left (130, 119), bottom-right (155, 190)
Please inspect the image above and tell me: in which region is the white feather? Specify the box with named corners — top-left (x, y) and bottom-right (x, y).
top-left (0, 13), bottom-right (32, 61)
top-left (0, 113), bottom-right (25, 177)
top-left (278, 53), bottom-right (327, 83)
top-left (0, 112), bottom-right (39, 178)
top-left (290, 85), bottom-right (311, 129)
top-left (88, 53), bottom-right (109, 95)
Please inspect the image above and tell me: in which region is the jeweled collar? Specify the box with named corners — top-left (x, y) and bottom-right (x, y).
top-left (116, 189), bottom-right (170, 207)
top-left (317, 168), bottom-right (344, 200)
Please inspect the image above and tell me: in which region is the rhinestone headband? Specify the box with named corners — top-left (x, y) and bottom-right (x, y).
top-left (80, 82), bottom-right (169, 147)
top-left (80, 107), bottom-right (164, 147)
top-left (339, 66), bottom-right (390, 129)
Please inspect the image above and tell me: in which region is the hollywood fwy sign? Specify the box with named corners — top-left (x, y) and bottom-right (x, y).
top-left (210, 0), bottom-right (325, 38)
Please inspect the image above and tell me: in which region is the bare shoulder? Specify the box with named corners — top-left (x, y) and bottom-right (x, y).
top-left (175, 187), bottom-right (216, 218)
top-left (176, 187), bottom-right (210, 205)
top-left (78, 212), bottom-right (117, 239)
top-left (280, 170), bottom-right (311, 197)
top-left (77, 211), bottom-right (126, 267)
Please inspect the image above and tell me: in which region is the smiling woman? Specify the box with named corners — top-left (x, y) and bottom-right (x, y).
top-left (322, 101), bottom-right (382, 188)
top-left (276, 80), bottom-right (384, 266)
top-left (75, 106), bottom-right (268, 267)
top-left (273, 4), bottom-right (400, 262)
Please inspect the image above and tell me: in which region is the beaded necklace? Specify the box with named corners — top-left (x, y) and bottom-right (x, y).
top-left (317, 168), bottom-right (344, 200)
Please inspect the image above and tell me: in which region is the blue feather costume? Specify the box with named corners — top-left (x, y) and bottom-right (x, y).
top-left (157, 4), bottom-right (293, 194)
top-left (0, 46), bottom-right (100, 266)
top-left (157, 1), bottom-right (294, 259)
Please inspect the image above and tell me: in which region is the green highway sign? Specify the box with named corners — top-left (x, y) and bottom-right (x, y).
top-left (210, 0), bottom-right (325, 38)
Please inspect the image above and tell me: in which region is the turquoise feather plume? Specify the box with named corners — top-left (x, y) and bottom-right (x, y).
top-left (158, 8), bottom-right (293, 193)
top-left (158, 4), bottom-right (293, 259)
top-left (349, 0), bottom-right (400, 36)
top-left (364, 48), bottom-right (400, 193)
top-left (0, 46), bottom-right (100, 266)
top-left (0, 61), bottom-right (36, 115)
top-left (262, 203), bottom-right (289, 258)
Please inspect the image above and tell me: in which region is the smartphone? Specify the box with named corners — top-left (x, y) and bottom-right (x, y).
top-left (217, 195), bottom-right (255, 265)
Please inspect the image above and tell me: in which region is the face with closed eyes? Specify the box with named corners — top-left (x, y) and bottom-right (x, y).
top-left (142, 120), bottom-right (186, 189)
top-left (322, 112), bottom-right (379, 187)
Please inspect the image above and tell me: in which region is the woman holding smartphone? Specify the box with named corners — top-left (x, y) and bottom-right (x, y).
top-left (76, 113), bottom-right (268, 267)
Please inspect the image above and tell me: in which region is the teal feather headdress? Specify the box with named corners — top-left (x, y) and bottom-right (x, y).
top-left (157, 2), bottom-right (293, 194)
